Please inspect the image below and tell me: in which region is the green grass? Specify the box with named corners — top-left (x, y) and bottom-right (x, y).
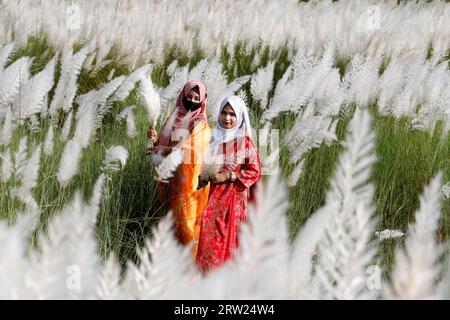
top-left (1, 37), bottom-right (449, 274)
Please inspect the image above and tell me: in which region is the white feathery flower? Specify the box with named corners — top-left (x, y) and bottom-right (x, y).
top-left (60, 111), bottom-right (73, 142)
top-left (116, 105), bottom-right (135, 121)
top-left (113, 64), bottom-right (153, 102)
top-left (14, 137), bottom-right (28, 179)
top-left (155, 148), bottom-right (183, 183)
top-left (29, 115), bottom-right (40, 133)
top-left (150, 151), bottom-right (165, 166)
top-left (312, 109), bottom-right (378, 300)
top-left (123, 212), bottom-right (196, 299)
top-left (94, 76), bottom-right (126, 127)
top-left (285, 114), bottom-right (337, 164)
top-left (96, 253), bottom-right (122, 299)
top-left (126, 110), bottom-right (137, 138)
top-left (375, 229), bottom-right (405, 241)
top-left (41, 94), bottom-right (48, 118)
top-left (386, 172), bottom-right (444, 300)
top-left (17, 144), bottom-right (42, 201)
top-left (0, 150), bottom-right (13, 183)
top-left (287, 159), bottom-right (305, 187)
top-left (0, 57), bottom-right (34, 107)
top-left (0, 42), bottom-right (15, 70)
top-left (199, 145), bottom-right (223, 181)
top-left (159, 65), bottom-right (189, 112)
top-left (49, 47), bottom-right (89, 115)
top-left (57, 139), bottom-right (82, 187)
top-left (0, 214), bottom-right (34, 298)
top-left (107, 68), bottom-right (115, 81)
top-left (73, 92), bottom-right (97, 149)
top-left (28, 191), bottom-right (101, 299)
top-left (103, 145), bottom-right (129, 173)
top-left (44, 124), bottom-right (54, 156)
top-left (442, 182), bottom-right (450, 199)
top-left (13, 56), bottom-right (56, 120)
top-left (289, 205), bottom-right (329, 299)
top-left (89, 173), bottom-right (106, 224)
top-left (0, 106), bottom-right (13, 146)
top-left (250, 60), bottom-right (275, 109)
top-left (139, 76), bottom-right (161, 126)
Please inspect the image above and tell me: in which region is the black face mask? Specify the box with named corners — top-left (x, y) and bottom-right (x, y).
top-left (182, 96), bottom-right (202, 111)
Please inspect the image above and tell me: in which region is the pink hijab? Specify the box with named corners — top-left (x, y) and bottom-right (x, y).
top-left (158, 80), bottom-right (208, 146)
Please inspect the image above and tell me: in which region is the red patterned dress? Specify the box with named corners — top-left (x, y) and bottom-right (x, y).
top-left (196, 135), bottom-right (261, 272)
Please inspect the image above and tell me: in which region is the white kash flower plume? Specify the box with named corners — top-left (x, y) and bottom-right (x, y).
top-left (289, 205), bottom-right (329, 299)
top-left (57, 139), bottom-right (82, 187)
top-left (442, 182), bottom-right (450, 199)
top-left (102, 145), bottom-right (129, 174)
top-left (26, 191), bottom-right (101, 299)
top-left (44, 124), bottom-right (54, 156)
top-left (13, 56), bottom-right (56, 120)
top-left (96, 253), bottom-right (122, 299)
top-left (0, 57), bottom-right (33, 107)
top-left (343, 55), bottom-right (380, 107)
top-left (199, 144), bottom-right (223, 181)
top-left (250, 60), bottom-right (275, 109)
top-left (121, 212), bottom-right (197, 299)
top-left (93, 76), bottom-right (126, 127)
top-left (312, 108), bottom-right (378, 300)
top-left (159, 65), bottom-right (188, 113)
top-left (107, 68), bottom-right (115, 81)
top-left (73, 92), bottom-right (97, 149)
top-left (49, 47), bottom-right (88, 116)
top-left (261, 46), bottom-right (330, 123)
top-left (126, 110), bottom-right (137, 138)
top-left (234, 173), bottom-right (290, 299)
top-left (116, 105), bottom-right (135, 121)
top-left (139, 76), bottom-right (161, 126)
top-left (375, 229), bottom-right (405, 241)
top-left (16, 144), bottom-right (42, 202)
top-left (206, 74), bottom-right (251, 120)
top-left (285, 114), bottom-right (337, 165)
top-left (14, 136), bottom-right (28, 179)
top-left (113, 64), bottom-right (153, 102)
top-left (0, 106), bottom-right (13, 146)
top-left (60, 111), bottom-right (73, 142)
top-left (1, 150), bottom-right (13, 183)
top-left (89, 173), bottom-right (106, 224)
top-left (0, 42), bottom-right (15, 70)
top-left (150, 151), bottom-right (165, 166)
top-left (29, 114), bottom-right (40, 133)
top-left (155, 148), bottom-right (183, 183)
top-left (0, 214), bottom-right (34, 299)
top-left (386, 172), bottom-right (444, 300)
top-left (287, 158), bottom-right (305, 187)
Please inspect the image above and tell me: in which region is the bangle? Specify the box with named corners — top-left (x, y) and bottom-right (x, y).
top-left (230, 172), bottom-right (236, 182)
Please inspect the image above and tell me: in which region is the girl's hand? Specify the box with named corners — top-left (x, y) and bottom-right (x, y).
top-left (147, 126), bottom-right (158, 143)
top-left (197, 176), bottom-right (209, 190)
top-left (145, 145), bottom-right (172, 156)
top-left (210, 171), bottom-right (231, 184)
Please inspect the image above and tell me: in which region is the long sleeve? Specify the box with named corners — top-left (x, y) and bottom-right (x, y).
top-left (233, 136), bottom-right (261, 189)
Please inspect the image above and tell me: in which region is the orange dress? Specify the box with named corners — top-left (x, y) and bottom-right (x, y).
top-left (164, 119), bottom-right (211, 259)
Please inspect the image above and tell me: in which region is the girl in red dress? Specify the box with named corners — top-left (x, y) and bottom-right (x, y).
top-left (196, 95), bottom-right (262, 273)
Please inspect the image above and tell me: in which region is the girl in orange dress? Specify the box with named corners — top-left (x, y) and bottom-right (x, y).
top-left (146, 80), bottom-right (211, 259)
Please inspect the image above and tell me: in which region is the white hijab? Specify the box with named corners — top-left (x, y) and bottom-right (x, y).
top-left (210, 95), bottom-right (252, 146)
